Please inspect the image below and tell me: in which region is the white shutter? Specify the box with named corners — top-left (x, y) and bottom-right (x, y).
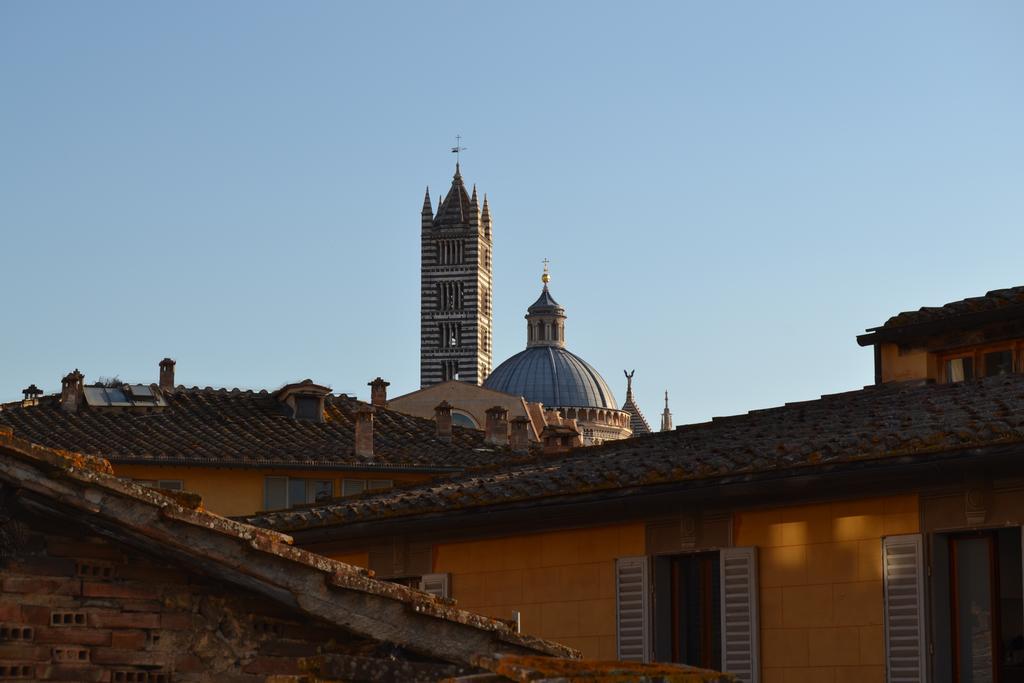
top-left (720, 546), bottom-right (760, 683)
top-left (419, 572), bottom-right (450, 599)
top-left (615, 556), bottom-right (650, 662)
top-left (883, 534), bottom-right (927, 683)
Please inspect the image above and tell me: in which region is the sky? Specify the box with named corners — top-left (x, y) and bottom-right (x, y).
top-left (1, 1), bottom-right (1023, 426)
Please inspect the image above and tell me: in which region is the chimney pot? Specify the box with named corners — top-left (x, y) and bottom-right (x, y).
top-left (60, 370), bottom-right (85, 414)
top-left (159, 358), bottom-right (176, 393)
top-left (355, 405), bottom-right (375, 458)
top-left (509, 416), bottom-right (531, 454)
top-left (484, 406), bottom-right (509, 446)
top-left (368, 377), bottom-right (390, 407)
top-left (434, 401), bottom-right (453, 442)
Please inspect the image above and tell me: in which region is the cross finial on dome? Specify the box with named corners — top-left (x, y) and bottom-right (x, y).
top-left (542, 258), bottom-right (550, 285)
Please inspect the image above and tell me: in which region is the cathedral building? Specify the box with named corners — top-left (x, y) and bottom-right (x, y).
top-left (483, 268), bottom-right (632, 444)
top-left (419, 160), bottom-right (633, 445)
top-left (419, 163), bottom-right (493, 387)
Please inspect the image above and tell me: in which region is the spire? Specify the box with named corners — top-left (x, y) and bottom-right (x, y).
top-left (422, 186), bottom-right (432, 215)
top-left (621, 370), bottom-right (652, 436)
top-left (471, 184), bottom-right (478, 206)
top-left (542, 258), bottom-right (550, 285)
top-left (660, 391), bottom-right (673, 432)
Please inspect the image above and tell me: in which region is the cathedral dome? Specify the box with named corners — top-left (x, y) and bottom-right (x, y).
top-left (484, 346), bottom-right (618, 409)
top-left (484, 267), bottom-right (618, 410)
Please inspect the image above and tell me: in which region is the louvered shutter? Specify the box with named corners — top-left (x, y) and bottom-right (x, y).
top-left (616, 556), bottom-right (650, 662)
top-left (419, 572), bottom-right (450, 599)
top-left (883, 534), bottom-right (927, 683)
top-left (720, 546), bottom-right (760, 683)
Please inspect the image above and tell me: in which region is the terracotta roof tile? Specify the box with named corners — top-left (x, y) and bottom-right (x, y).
top-left (250, 374), bottom-right (1024, 531)
top-left (878, 285), bottom-right (1024, 330)
top-left (0, 386), bottom-right (526, 471)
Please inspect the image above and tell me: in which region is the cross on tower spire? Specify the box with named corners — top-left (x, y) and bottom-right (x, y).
top-left (451, 135), bottom-right (467, 165)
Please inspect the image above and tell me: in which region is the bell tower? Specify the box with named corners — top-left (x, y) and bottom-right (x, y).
top-left (420, 162), bottom-right (493, 387)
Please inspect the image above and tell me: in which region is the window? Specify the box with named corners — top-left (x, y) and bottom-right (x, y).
top-left (294, 395), bottom-right (321, 421)
top-left (342, 479), bottom-right (366, 497)
top-left (439, 322), bottom-right (461, 349)
top-left (929, 528), bottom-right (1024, 683)
top-left (452, 411), bottom-right (478, 429)
top-left (984, 350), bottom-right (1014, 377)
top-left (437, 281), bottom-right (464, 311)
top-left (341, 479), bottom-right (392, 496)
top-left (946, 357), bottom-right (975, 383)
top-left (616, 548), bottom-right (758, 676)
top-left (437, 239), bottom-right (464, 265)
top-left (441, 360), bottom-right (459, 382)
top-left (653, 552), bottom-right (721, 668)
top-left (263, 477), bottom-right (333, 510)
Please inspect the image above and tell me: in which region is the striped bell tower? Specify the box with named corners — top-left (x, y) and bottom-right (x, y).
top-left (420, 162), bottom-right (493, 387)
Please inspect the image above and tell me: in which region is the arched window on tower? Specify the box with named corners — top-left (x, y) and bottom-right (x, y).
top-left (528, 325), bottom-right (534, 342)
top-left (552, 324), bottom-right (559, 341)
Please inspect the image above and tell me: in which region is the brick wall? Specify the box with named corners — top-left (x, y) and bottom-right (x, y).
top-left (0, 515), bottom-right (381, 682)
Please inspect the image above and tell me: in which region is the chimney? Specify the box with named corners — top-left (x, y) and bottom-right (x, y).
top-left (368, 377), bottom-right (390, 407)
top-left (434, 401), bottom-right (453, 442)
top-left (355, 405), bottom-right (375, 458)
top-left (159, 358), bottom-right (176, 393)
top-left (509, 416), bottom-right (531, 454)
top-left (484, 406), bottom-right (509, 446)
top-left (60, 370), bottom-right (84, 414)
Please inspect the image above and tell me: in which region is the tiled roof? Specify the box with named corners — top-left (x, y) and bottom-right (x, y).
top-left (0, 386), bottom-right (524, 470)
top-left (875, 285), bottom-right (1024, 331)
top-left (0, 427), bottom-right (574, 665)
top-left (250, 374), bottom-right (1024, 531)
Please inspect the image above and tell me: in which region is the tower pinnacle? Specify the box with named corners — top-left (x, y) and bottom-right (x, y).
top-left (660, 391), bottom-right (673, 432)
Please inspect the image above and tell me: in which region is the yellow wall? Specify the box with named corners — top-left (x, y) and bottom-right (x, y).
top-left (327, 550), bottom-right (370, 568)
top-left (113, 465), bottom-right (430, 517)
top-left (879, 343), bottom-right (934, 383)
top-left (735, 495), bottom-right (918, 683)
top-left (433, 523), bottom-right (646, 660)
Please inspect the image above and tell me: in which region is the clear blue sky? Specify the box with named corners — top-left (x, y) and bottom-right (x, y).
top-left (2, 2), bottom-right (1022, 426)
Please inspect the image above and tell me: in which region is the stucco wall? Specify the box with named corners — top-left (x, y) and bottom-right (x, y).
top-left (879, 343), bottom-right (935, 383)
top-left (735, 495), bottom-right (919, 683)
top-left (113, 465), bottom-right (430, 517)
top-left (432, 523), bottom-right (646, 660)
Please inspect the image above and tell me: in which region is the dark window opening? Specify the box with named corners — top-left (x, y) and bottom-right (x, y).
top-left (931, 528), bottom-right (1024, 683)
top-left (653, 551), bottom-right (721, 669)
top-left (946, 357), bottom-right (975, 383)
top-left (294, 395), bottom-right (321, 421)
top-left (985, 350), bottom-right (1014, 378)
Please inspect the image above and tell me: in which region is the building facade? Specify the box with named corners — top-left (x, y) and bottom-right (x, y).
top-left (420, 163), bottom-right (493, 387)
top-left (250, 284), bottom-right (1024, 683)
top-left (483, 272), bottom-right (632, 445)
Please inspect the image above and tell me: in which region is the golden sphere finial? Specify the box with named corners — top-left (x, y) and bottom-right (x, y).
top-left (542, 258), bottom-right (550, 284)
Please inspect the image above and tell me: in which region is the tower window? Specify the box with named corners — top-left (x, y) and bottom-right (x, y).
top-left (437, 239), bottom-right (464, 265)
top-left (442, 360), bottom-right (460, 382)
